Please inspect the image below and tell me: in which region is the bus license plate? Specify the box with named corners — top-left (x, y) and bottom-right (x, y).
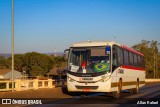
top-left (83, 89), bottom-right (91, 92)
top-left (82, 78), bottom-right (93, 81)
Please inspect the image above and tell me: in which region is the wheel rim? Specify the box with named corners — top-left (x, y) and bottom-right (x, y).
top-left (117, 80), bottom-right (122, 97)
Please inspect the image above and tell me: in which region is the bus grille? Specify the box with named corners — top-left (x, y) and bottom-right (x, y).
top-left (78, 81), bottom-right (96, 83)
top-left (75, 86), bottom-right (98, 90)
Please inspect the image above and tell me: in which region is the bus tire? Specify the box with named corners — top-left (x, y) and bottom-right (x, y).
top-left (112, 79), bottom-right (122, 98)
top-left (62, 87), bottom-right (69, 94)
top-left (133, 80), bottom-right (139, 94)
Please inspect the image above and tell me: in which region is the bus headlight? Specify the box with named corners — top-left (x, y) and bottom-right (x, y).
top-left (98, 76), bottom-right (110, 82)
top-left (68, 77), bottom-right (75, 82)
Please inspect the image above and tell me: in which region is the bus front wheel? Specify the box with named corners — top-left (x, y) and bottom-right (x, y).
top-left (112, 79), bottom-right (122, 98)
top-left (133, 80), bottom-right (139, 94)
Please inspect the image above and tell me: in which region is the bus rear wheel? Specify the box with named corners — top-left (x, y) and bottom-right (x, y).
top-left (133, 80), bottom-right (139, 94)
top-left (112, 79), bottom-right (122, 98)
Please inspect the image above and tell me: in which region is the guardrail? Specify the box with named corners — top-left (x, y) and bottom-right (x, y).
top-left (0, 80), bottom-right (12, 91)
top-left (145, 79), bottom-right (160, 82)
top-left (0, 79), bottom-right (55, 91)
top-left (0, 79), bottom-right (159, 92)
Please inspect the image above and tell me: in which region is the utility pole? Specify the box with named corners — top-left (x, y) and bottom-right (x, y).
top-left (12, 0), bottom-right (14, 92)
top-left (54, 48), bottom-right (57, 57)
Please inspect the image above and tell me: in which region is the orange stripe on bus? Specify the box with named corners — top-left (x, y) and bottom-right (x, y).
top-left (122, 65), bottom-right (145, 71)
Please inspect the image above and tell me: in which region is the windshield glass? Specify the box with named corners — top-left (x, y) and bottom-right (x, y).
top-left (69, 47), bottom-right (110, 73)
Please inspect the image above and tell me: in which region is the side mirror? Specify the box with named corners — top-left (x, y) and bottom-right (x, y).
top-left (64, 49), bottom-right (69, 60)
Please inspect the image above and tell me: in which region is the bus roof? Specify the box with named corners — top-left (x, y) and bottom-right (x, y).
top-left (71, 41), bottom-right (121, 47)
top-left (122, 45), bottom-right (144, 56)
top-left (71, 41), bottom-right (144, 56)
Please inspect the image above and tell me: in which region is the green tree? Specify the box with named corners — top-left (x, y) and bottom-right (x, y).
top-left (30, 66), bottom-right (45, 76)
top-left (132, 40), bottom-right (160, 78)
top-left (8, 54), bottom-right (25, 72)
top-left (1, 52), bottom-right (66, 77)
top-left (23, 52), bottom-right (52, 76)
top-left (49, 55), bottom-right (66, 68)
top-left (0, 56), bottom-right (10, 69)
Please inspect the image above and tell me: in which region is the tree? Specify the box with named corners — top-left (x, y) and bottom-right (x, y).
top-left (30, 66), bottom-right (45, 76)
top-left (8, 54), bottom-right (25, 72)
top-left (49, 55), bottom-right (66, 68)
top-left (1, 52), bottom-right (66, 77)
top-left (23, 52), bottom-right (52, 76)
top-left (132, 40), bottom-right (160, 78)
top-left (0, 56), bottom-right (10, 69)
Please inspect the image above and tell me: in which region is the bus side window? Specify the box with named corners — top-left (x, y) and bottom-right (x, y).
top-left (117, 47), bottom-right (123, 66)
top-left (112, 46), bottom-right (118, 68)
top-left (129, 52), bottom-right (134, 66)
top-left (133, 54), bottom-right (138, 66)
top-left (138, 55), bottom-right (141, 67)
top-left (124, 50), bottom-right (129, 65)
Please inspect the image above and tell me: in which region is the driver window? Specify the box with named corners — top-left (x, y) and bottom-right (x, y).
top-left (112, 46), bottom-right (118, 66)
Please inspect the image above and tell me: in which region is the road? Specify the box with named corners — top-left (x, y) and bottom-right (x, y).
top-left (27, 83), bottom-right (160, 107)
top-left (1, 83), bottom-right (159, 107)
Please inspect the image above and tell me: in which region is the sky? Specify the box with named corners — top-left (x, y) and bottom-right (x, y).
top-left (0, 0), bottom-right (160, 53)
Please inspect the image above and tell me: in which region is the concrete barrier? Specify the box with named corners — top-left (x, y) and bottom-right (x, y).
top-left (0, 79), bottom-right (55, 91)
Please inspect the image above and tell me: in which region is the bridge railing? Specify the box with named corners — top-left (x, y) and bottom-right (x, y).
top-left (0, 79), bottom-right (55, 91)
top-left (0, 80), bottom-right (12, 91)
top-left (0, 79), bottom-right (160, 92)
top-left (145, 79), bottom-right (160, 82)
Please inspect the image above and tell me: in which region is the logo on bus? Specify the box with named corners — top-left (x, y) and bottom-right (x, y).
top-left (118, 69), bottom-right (124, 74)
top-left (82, 78), bottom-right (93, 81)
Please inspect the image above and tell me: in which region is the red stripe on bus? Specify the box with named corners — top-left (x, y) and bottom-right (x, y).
top-left (122, 65), bottom-right (145, 71)
top-left (122, 45), bottom-right (144, 56)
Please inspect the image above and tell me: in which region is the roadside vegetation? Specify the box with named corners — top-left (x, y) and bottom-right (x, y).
top-left (0, 40), bottom-right (159, 78)
top-left (0, 52), bottom-right (66, 77)
top-left (132, 40), bottom-right (160, 78)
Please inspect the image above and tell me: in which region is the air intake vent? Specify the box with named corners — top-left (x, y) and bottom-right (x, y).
top-left (75, 86), bottom-right (98, 90)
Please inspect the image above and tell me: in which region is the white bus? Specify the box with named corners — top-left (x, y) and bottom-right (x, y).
top-left (64, 41), bottom-right (145, 98)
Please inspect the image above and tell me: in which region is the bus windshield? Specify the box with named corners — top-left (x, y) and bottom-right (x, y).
top-left (69, 47), bottom-right (110, 73)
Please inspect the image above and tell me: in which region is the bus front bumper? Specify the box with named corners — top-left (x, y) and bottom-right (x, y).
top-left (67, 80), bottom-right (111, 92)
